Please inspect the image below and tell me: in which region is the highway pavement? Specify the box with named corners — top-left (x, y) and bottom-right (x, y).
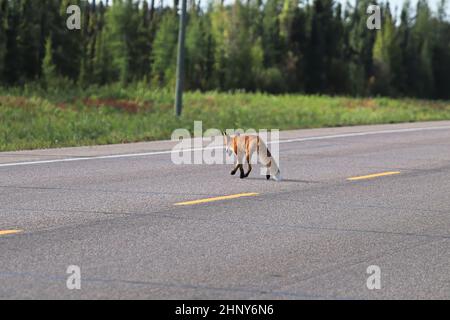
top-left (1, 121), bottom-right (450, 299)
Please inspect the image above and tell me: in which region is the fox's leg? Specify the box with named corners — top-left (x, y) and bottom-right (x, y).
top-left (236, 153), bottom-right (245, 179)
top-left (245, 164), bottom-right (252, 178)
top-left (231, 163), bottom-right (245, 178)
top-left (266, 160), bottom-right (272, 180)
top-left (230, 163), bottom-right (240, 176)
top-left (244, 154), bottom-right (252, 178)
top-left (239, 165), bottom-right (245, 179)
top-left (231, 152), bottom-right (245, 178)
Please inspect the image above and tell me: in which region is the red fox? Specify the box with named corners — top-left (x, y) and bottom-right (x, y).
top-left (223, 132), bottom-right (281, 181)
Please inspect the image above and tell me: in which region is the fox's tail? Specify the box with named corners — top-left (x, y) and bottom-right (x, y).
top-left (257, 138), bottom-right (282, 181)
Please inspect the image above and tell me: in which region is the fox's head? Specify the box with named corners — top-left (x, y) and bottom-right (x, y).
top-left (223, 131), bottom-right (234, 157)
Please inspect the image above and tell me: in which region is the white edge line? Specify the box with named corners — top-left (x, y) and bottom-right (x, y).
top-left (1, 125), bottom-right (450, 168)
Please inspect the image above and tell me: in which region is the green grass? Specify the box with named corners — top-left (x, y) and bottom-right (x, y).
top-left (1, 84), bottom-right (450, 151)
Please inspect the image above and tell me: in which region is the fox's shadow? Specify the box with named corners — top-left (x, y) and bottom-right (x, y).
top-left (244, 177), bottom-right (318, 183)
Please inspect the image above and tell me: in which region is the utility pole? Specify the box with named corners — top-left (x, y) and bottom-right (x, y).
top-left (174, 0), bottom-right (187, 117)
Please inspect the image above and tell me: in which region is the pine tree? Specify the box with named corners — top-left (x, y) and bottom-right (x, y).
top-left (224, 0), bottom-right (255, 90)
top-left (15, 0), bottom-right (43, 82)
top-left (79, 0), bottom-right (93, 86)
top-left (0, 0), bottom-right (8, 83)
top-left (409, 0), bottom-right (434, 98)
top-left (209, 1), bottom-right (229, 89)
top-left (431, 0), bottom-right (450, 99)
top-left (280, 0), bottom-right (307, 92)
top-left (261, 0), bottom-right (282, 68)
top-left (3, 0), bottom-right (21, 84)
top-left (151, 11), bottom-right (178, 87)
top-left (0, 0), bottom-right (448, 98)
top-left (54, 0), bottom-right (83, 81)
top-left (305, 0), bottom-right (334, 93)
top-left (394, 0), bottom-right (411, 95)
top-left (347, 0), bottom-right (377, 95)
top-left (103, 0), bottom-right (129, 84)
top-left (326, 2), bottom-right (349, 94)
top-left (91, 1), bottom-right (111, 84)
top-left (372, 4), bottom-right (397, 95)
top-left (185, 7), bottom-right (212, 90)
top-left (134, 0), bottom-right (152, 81)
top-left (42, 36), bottom-right (58, 88)
top-left (279, 0), bottom-right (297, 42)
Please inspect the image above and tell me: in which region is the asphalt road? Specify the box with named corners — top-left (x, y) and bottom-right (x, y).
top-left (1, 121), bottom-right (450, 299)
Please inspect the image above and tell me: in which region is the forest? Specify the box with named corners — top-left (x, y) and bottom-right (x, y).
top-left (0, 0), bottom-right (449, 99)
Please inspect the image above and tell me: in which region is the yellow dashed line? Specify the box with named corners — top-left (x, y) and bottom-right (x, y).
top-left (175, 193), bottom-right (259, 206)
top-left (348, 171), bottom-right (401, 181)
top-left (0, 229), bottom-right (23, 236)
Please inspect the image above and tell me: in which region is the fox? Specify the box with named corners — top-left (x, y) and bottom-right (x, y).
top-left (223, 132), bottom-right (281, 181)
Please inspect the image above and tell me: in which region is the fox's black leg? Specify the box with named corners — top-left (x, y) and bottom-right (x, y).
top-left (266, 161), bottom-right (271, 180)
top-left (239, 165), bottom-right (245, 179)
top-left (230, 163), bottom-right (240, 175)
top-left (244, 164), bottom-right (252, 178)
top-left (243, 155), bottom-right (252, 178)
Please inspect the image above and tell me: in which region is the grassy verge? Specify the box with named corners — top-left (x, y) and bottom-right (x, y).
top-left (1, 84), bottom-right (450, 151)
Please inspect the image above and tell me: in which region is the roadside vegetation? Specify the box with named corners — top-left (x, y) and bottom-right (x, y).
top-left (1, 85), bottom-right (450, 151)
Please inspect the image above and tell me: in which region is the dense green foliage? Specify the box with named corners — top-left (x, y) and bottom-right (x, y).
top-left (0, 0), bottom-right (449, 99)
top-left (1, 85), bottom-right (450, 151)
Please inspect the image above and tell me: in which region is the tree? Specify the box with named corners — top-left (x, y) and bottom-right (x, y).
top-left (305, 0), bottom-right (334, 93)
top-left (3, 0), bottom-right (21, 84)
top-left (0, 0), bottom-right (8, 82)
top-left (209, 1), bottom-right (229, 89)
top-left (372, 4), bottom-right (398, 95)
top-left (223, 1), bottom-right (255, 90)
top-left (93, 0), bottom-right (113, 84)
top-left (104, 0), bottom-right (142, 84)
top-left (185, 7), bottom-right (212, 90)
top-left (151, 11), bottom-right (178, 87)
top-left (54, 0), bottom-right (83, 81)
top-left (280, 0), bottom-right (307, 92)
top-left (432, 0), bottom-right (450, 99)
top-left (347, 0), bottom-right (377, 95)
top-left (261, 0), bottom-right (282, 68)
top-left (394, 0), bottom-right (411, 95)
top-left (134, 0), bottom-right (153, 81)
top-left (409, 0), bottom-right (434, 98)
top-left (0, 0), bottom-right (448, 99)
top-left (42, 36), bottom-right (58, 88)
